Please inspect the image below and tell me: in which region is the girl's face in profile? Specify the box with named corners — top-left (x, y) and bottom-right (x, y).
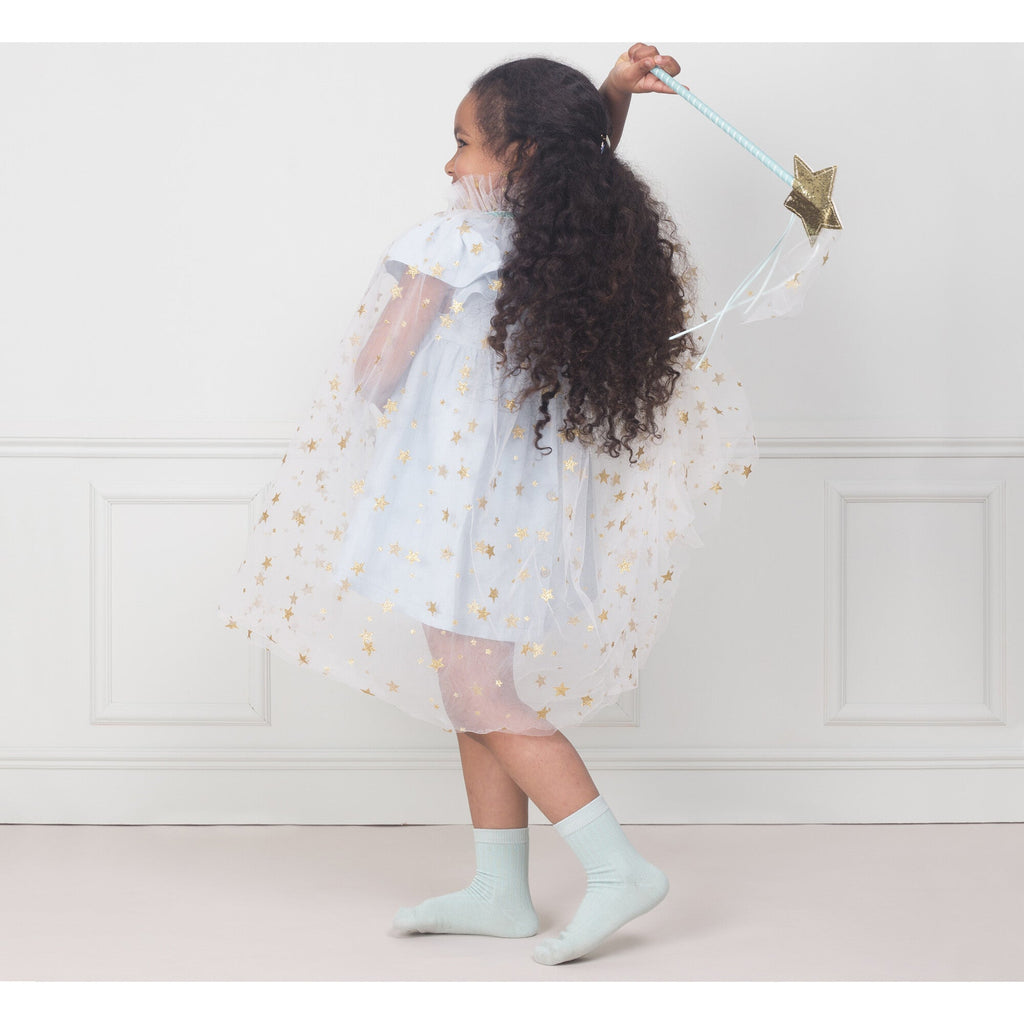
top-left (445, 91), bottom-right (510, 183)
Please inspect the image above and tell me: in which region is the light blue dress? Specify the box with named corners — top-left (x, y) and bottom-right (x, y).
top-left (218, 175), bottom-right (758, 734)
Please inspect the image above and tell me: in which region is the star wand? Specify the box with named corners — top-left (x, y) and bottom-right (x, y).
top-left (650, 67), bottom-right (842, 243)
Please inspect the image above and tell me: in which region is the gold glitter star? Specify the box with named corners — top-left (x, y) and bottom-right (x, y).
top-left (581, 695), bottom-right (593, 708)
top-left (554, 683), bottom-right (569, 697)
top-left (784, 155), bottom-right (843, 243)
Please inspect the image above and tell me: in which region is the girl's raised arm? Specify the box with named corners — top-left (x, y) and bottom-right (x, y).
top-left (599, 42), bottom-right (682, 151)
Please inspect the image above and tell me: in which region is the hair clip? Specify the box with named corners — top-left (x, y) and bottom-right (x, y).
top-left (599, 133), bottom-right (611, 155)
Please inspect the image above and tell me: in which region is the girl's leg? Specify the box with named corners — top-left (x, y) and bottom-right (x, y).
top-left (471, 730), bottom-right (668, 967)
top-left (392, 729), bottom-right (538, 937)
top-left (457, 733), bottom-right (528, 829)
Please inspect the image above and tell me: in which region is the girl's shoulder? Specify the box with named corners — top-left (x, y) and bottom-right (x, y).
top-left (384, 176), bottom-right (511, 289)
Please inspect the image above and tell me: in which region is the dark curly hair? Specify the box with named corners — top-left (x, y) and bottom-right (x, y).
top-left (470, 56), bottom-right (699, 462)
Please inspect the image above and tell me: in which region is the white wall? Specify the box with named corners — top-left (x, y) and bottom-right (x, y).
top-left (2, 43), bottom-right (1022, 823)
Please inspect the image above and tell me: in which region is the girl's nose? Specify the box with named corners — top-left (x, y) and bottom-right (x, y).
top-left (444, 153), bottom-right (456, 179)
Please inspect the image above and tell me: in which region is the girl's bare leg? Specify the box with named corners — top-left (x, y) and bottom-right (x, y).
top-left (457, 733), bottom-right (528, 829)
top-left (470, 729), bottom-right (599, 824)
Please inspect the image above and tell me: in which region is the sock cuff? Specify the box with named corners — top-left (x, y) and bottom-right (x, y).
top-left (472, 827), bottom-right (530, 845)
top-left (554, 795), bottom-right (610, 838)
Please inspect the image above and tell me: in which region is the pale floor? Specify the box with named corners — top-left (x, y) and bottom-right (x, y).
top-left (2, 822), bottom-right (1022, 982)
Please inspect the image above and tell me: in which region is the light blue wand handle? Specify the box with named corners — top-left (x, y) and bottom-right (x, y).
top-left (650, 66), bottom-right (795, 188)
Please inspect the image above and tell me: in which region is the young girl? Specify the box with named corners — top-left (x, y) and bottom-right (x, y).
top-left (219, 43), bottom-right (757, 966)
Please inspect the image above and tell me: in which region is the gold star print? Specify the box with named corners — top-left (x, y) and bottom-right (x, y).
top-left (488, 587), bottom-right (499, 601)
top-left (661, 570), bottom-right (674, 583)
top-left (262, 557), bottom-right (273, 569)
top-left (490, 278), bottom-right (503, 291)
top-left (289, 592), bottom-right (298, 604)
top-left (537, 707), bottom-right (551, 719)
top-left (451, 430), bottom-right (462, 444)
top-left (225, 618), bottom-right (238, 629)
top-left (458, 220), bottom-right (472, 234)
top-left (406, 551), bottom-right (421, 563)
top-left (351, 480), bottom-right (365, 494)
top-left (564, 457), bottom-right (577, 472)
top-left (282, 607), bottom-right (294, 621)
top-left (505, 615), bottom-right (519, 628)
top-left (387, 681), bottom-right (399, 692)
top-left (514, 527), bottom-right (529, 541)
top-left (389, 541), bottom-right (402, 554)
top-left (475, 541), bottom-right (496, 559)
top-left (391, 285), bottom-right (403, 299)
top-left (405, 265), bottom-right (419, 278)
top-left (451, 301), bottom-right (464, 314)
top-left (581, 695), bottom-right (593, 708)
top-left (822, 252), bottom-right (830, 265)
top-left (298, 653), bottom-right (309, 665)
top-left (271, 492), bottom-right (281, 503)
top-left (430, 657), bottom-right (445, 671)
top-left (541, 588), bottom-right (554, 602)
top-left (713, 373), bottom-right (726, 384)
top-left (458, 466), bottom-right (470, 479)
top-left (441, 547), bottom-right (454, 561)
top-left (361, 687), bottom-right (373, 696)
top-left (598, 608), bottom-right (609, 622)
top-left (430, 262), bottom-right (444, 276)
top-left (426, 601), bottom-right (438, 615)
top-left (351, 562), bottom-right (365, 575)
top-left (554, 683), bottom-right (569, 697)
top-left (440, 315), bottom-right (453, 328)
top-left (471, 242), bottom-right (483, 254)
top-left (259, 511), bottom-right (269, 523)
top-left (619, 560), bottom-right (632, 573)
top-left (596, 469), bottom-right (610, 483)
top-left (614, 490), bottom-right (626, 502)
top-left (743, 465), bottom-right (753, 477)
top-left (360, 630), bottom-right (374, 654)
top-left (293, 544), bottom-right (303, 557)
top-left (357, 304), bottom-right (366, 315)
top-left (373, 495), bottom-right (389, 511)
top-left (678, 410), bottom-right (689, 424)
top-left (536, 529), bottom-right (551, 541)
top-left (291, 509), bottom-right (306, 525)
top-left (512, 426), bottom-right (525, 439)
top-left (331, 527), bottom-right (344, 541)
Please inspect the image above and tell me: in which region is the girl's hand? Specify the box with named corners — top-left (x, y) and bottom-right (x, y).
top-left (606, 42), bottom-right (683, 98)
top-left (599, 42), bottom-right (683, 151)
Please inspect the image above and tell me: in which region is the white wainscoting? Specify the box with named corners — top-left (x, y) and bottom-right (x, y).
top-left (1, 432), bottom-right (1021, 823)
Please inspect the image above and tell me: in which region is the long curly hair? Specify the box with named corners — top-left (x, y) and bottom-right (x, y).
top-left (470, 56), bottom-right (699, 462)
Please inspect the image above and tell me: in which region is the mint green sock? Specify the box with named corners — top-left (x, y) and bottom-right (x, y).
top-left (533, 796), bottom-right (669, 965)
top-left (393, 827), bottom-right (539, 938)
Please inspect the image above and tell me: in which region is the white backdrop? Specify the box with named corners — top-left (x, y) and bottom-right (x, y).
top-left (2, 42), bottom-right (1022, 823)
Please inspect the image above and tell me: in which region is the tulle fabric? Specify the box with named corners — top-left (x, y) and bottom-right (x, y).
top-left (217, 174), bottom-right (758, 734)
